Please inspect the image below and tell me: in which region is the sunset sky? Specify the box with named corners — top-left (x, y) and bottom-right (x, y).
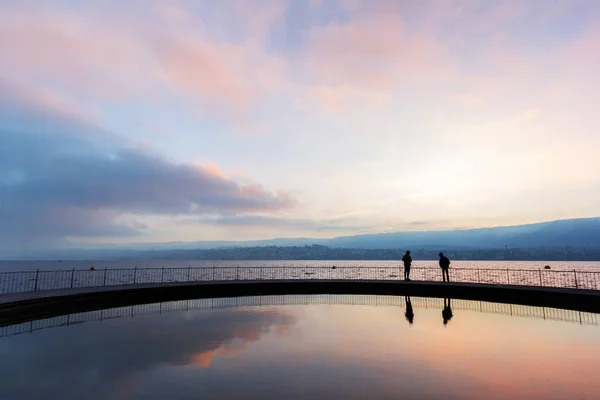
top-left (1, 0), bottom-right (599, 250)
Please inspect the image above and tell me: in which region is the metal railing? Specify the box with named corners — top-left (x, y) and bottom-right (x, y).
top-left (1, 294), bottom-right (596, 338)
top-left (1, 266), bottom-right (599, 295)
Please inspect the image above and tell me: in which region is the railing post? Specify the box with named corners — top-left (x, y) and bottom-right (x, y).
top-left (212, 265), bottom-right (216, 281)
top-left (133, 267), bottom-right (137, 284)
top-left (34, 269), bottom-right (40, 291)
top-left (161, 267), bottom-right (165, 283)
top-left (260, 266), bottom-right (263, 280)
top-left (506, 268), bottom-right (510, 285)
top-left (574, 269), bottom-right (578, 289)
top-left (70, 268), bottom-right (75, 288)
top-left (187, 266), bottom-right (191, 282)
top-left (103, 268), bottom-right (108, 286)
top-left (539, 269), bottom-right (543, 286)
top-left (236, 265), bottom-right (239, 280)
top-left (477, 267), bottom-right (481, 283)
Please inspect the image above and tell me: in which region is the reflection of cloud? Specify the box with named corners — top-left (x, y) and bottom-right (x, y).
top-left (0, 308), bottom-right (295, 400)
top-left (409, 314), bottom-right (600, 399)
top-left (1, 297), bottom-right (598, 399)
top-left (286, 302), bottom-right (600, 400)
top-left (191, 338), bottom-right (256, 368)
top-left (190, 351), bottom-right (215, 368)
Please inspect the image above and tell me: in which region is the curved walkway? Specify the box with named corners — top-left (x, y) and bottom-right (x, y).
top-left (1, 279), bottom-right (600, 327)
top-left (3, 293), bottom-right (597, 339)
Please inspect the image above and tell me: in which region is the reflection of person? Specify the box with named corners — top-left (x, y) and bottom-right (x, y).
top-left (439, 252), bottom-right (451, 282)
top-left (442, 298), bottom-right (453, 325)
top-left (402, 250), bottom-right (412, 281)
top-left (405, 296), bottom-right (414, 325)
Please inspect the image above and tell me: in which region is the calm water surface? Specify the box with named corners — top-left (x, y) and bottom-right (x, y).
top-left (2, 259), bottom-right (600, 272)
top-left (1, 295), bottom-right (599, 399)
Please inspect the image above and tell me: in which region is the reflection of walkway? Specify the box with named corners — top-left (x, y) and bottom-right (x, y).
top-left (1, 294), bottom-right (597, 338)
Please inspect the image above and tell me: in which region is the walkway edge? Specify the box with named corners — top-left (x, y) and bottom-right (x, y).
top-left (1, 280), bottom-right (600, 327)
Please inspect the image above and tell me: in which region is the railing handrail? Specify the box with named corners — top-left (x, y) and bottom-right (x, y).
top-left (0, 265), bottom-right (598, 274)
top-left (1, 265), bottom-right (598, 295)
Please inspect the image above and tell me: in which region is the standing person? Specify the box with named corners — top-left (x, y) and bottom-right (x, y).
top-left (402, 250), bottom-right (412, 281)
top-left (439, 252), bottom-right (450, 282)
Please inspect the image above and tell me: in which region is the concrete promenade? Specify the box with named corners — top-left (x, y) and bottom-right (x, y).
top-left (1, 279), bottom-right (600, 327)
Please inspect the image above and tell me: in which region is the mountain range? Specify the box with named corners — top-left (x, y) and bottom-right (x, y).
top-left (3, 217), bottom-right (599, 260)
top-left (114, 217), bottom-right (600, 250)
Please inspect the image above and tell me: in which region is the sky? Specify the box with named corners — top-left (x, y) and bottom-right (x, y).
top-left (1, 0), bottom-right (600, 250)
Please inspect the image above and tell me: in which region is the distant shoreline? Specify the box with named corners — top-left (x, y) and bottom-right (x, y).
top-left (3, 247), bottom-right (600, 262)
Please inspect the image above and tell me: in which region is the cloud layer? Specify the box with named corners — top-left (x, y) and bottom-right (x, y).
top-left (1, 0), bottom-right (600, 249)
top-left (0, 89), bottom-right (294, 249)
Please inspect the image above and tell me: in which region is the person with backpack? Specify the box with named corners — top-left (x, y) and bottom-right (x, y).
top-left (401, 250), bottom-right (412, 281)
top-left (439, 252), bottom-right (451, 282)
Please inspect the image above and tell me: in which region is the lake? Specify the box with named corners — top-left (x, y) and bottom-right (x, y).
top-left (2, 259), bottom-right (600, 273)
top-left (1, 294), bottom-right (599, 399)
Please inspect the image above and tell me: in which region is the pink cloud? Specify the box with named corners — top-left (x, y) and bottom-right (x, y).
top-left (0, 2), bottom-right (289, 126)
top-left (305, 84), bottom-right (389, 112)
top-left (300, 13), bottom-right (455, 88)
top-left (560, 23), bottom-right (600, 77)
top-left (0, 80), bottom-right (99, 123)
top-left (0, 7), bottom-right (148, 100)
top-left (2, 0), bottom-right (597, 127)
top-left (152, 32), bottom-right (289, 123)
top-left (449, 92), bottom-right (486, 108)
top-left (226, 0), bottom-right (289, 39)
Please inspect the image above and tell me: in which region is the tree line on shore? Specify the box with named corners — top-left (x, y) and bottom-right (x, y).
top-left (121, 244), bottom-right (600, 261)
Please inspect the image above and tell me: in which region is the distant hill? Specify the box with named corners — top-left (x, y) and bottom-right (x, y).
top-left (2, 218), bottom-right (599, 260)
top-left (325, 218), bottom-right (600, 249)
top-left (126, 217), bottom-right (600, 250)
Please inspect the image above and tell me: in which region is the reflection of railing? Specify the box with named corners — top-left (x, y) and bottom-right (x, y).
top-left (1, 295), bottom-right (597, 338)
top-left (1, 266), bottom-right (599, 295)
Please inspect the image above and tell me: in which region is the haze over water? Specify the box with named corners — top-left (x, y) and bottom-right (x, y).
top-left (2, 260), bottom-right (600, 273)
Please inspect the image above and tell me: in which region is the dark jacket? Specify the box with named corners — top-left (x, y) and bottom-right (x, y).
top-left (439, 256), bottom-right (450, 269)
top-left (402, 254), bottom-right (412, 267)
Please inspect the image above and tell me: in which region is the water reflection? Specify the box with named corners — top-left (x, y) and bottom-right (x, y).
top-left (0, 308), bottom-right (295, 400)
top-left (442, 298), bottom-right (454, 325)
top-left (4, 295), bottom-right (596, 338)
top-left (404, 296), bottom-right (414, 325)
top-left (1, 295), bottom-right (600, 399)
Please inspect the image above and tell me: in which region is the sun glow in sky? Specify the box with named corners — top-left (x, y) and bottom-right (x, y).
top-left (1, 0), bottom-right (599, 250)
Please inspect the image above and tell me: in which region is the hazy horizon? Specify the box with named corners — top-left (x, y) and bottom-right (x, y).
top-left (56, 216), bottom-right (600, 249)
top-left (0, 217), bottom-right (598, 257)
top-left (2, 1), bottom-right (600, 252)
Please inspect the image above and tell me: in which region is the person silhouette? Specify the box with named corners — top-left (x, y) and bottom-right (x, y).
top-left (442, 298), bottom-right (453, 325)
top-left (401, 250), bottom-right (412, 281)
top-left (439, 252), bottom-right (451, 282)
top-left (405, 296), bottom-right (414, 325)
